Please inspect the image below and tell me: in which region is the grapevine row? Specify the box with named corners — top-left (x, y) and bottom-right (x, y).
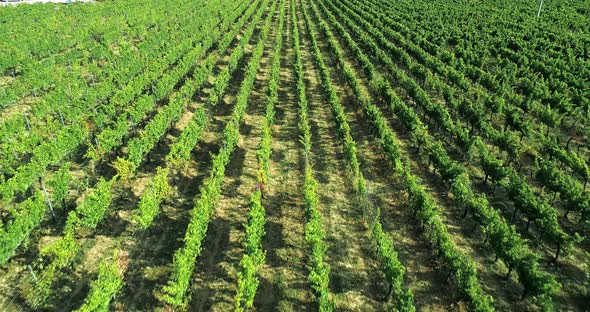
top-left (0, 0), bottom-right (180, 112)
top-left (234, 0), bottom-right (286, 310)
top-left (315, 0), bottom-right (561, 303)
top-left (23, 0), bottom-right (258, 306)
top-left (356, 0), bottom-right (590, 179)
top-left (73, 249), bottom-right (126, 312)
top-left (0, 1), bottom-right (248, 205)
top-left (133, 0), bottom-right (267, 229)
top-left (161, 0), bottom-right (276, 306)
top-left (0, 1), bottom-right (216, 165)
top-left (319, 0), bottom-right (578, 257)
top-left (70, 2), bottom-right (273, 306)
top-left (304, 1), bottom-right (415, 309)
top-left (293, 1), bottom-right (334, 310)
top-left (0, 0), bottom-right (254, 269)
top-left (304, 1), bottom-right (494, 310)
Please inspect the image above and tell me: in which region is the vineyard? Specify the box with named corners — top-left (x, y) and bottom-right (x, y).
top-left (0, 0), bottom-right (589, 310)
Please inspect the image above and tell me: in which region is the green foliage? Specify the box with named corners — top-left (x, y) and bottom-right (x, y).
top-left (135, 167), bottom-right (172, 229)
top-left (235, 191), bottom-right (267, 311)
top-left (234, 1), bottom-right (285, 309)
top-left (48, 163), bottom-right (72, 209)
top-left (112, 157), bottom-right (135, 181)
top-left (372, 210), bottom-right (415, 312)
top-left (77, 178), bottom-right (115, 229)
top-left (306, 0), bottom-right (494, 309)
top-left (294, 2), bottom-right (334, 310)
top-left (166, 107), bottom-right (207, 169)
top-left (74, 249), bottom-right (125, 312)
top-left (162, 0), bottom-right (275, 306)
top-left (304, 2), bottom-right (415, 310)
top-left (0, 191), bottom-right (45, 265)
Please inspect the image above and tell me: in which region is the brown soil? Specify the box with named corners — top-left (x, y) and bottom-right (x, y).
top-left (1, 1), bottom-right (588, 312)
top-left (296, 1), bottom-right (388, 310)
top-left (306, 0), bottom-right (527, 310)
top-left (255, 2), bottom-right (314, 311)
top-left (187, 3), bottom-right (280, 312)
